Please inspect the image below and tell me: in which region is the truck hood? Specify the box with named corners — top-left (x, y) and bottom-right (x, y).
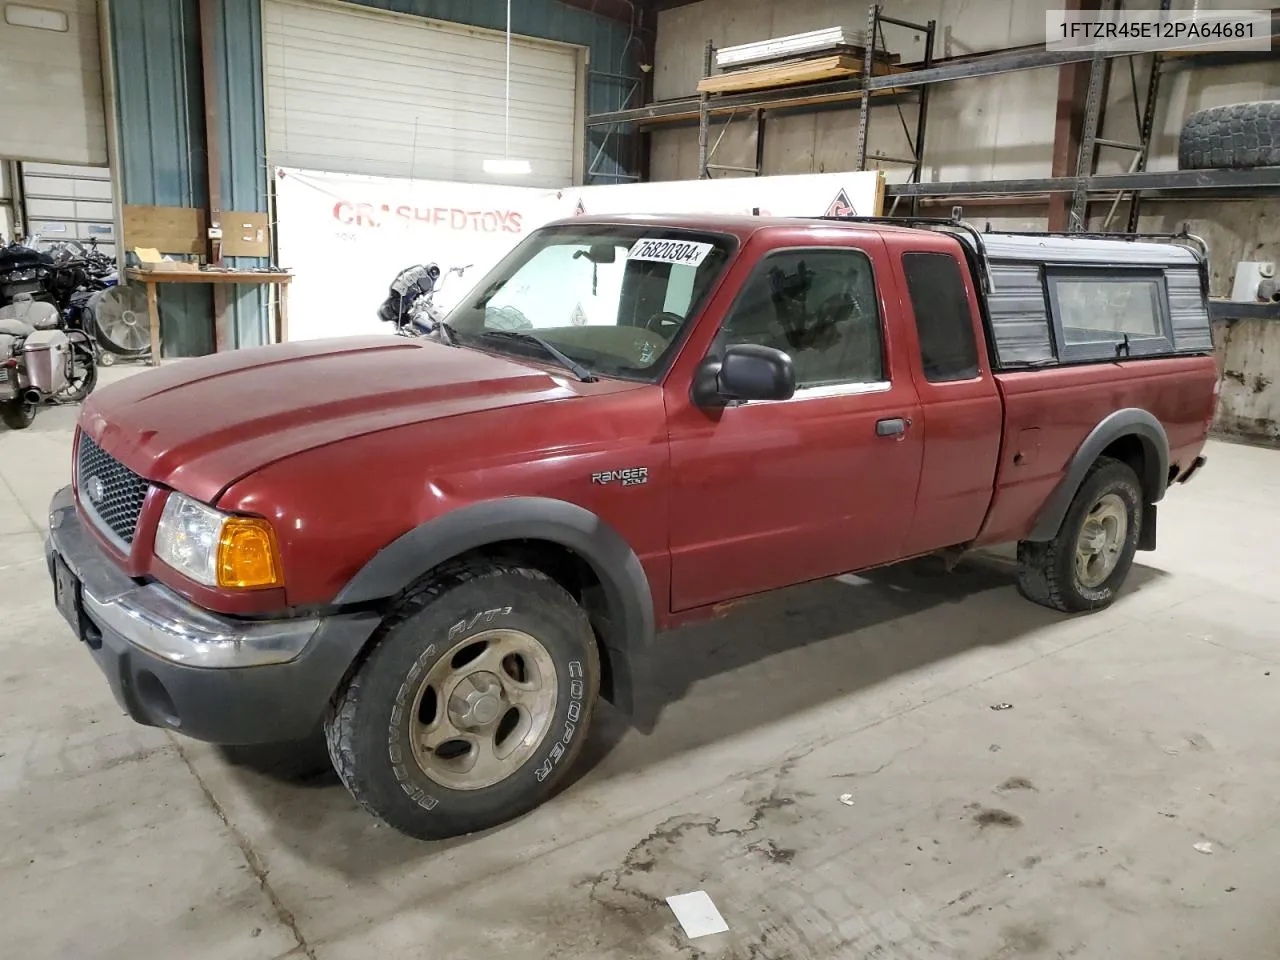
top-left (79, 336), bottom-right (598, 503)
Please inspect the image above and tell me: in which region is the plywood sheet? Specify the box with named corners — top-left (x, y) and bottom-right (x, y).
top-left (122, 205), bottom-right (205, 255)
top-left (697, 55), bottom-right (905, 95)
top-left (221, 212), bottom-right (271, 258)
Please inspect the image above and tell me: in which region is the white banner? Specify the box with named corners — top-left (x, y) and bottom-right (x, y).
top-left (273, 166), bottom-right (882, 342)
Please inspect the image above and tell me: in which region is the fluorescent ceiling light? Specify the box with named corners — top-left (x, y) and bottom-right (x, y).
top-left (483, 158), bottom-right (531, 176)
top-left (481, 0), bottom-right (531, 179)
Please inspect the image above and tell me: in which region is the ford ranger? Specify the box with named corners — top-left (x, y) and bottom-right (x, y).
top-left (45, 214), bottom-right (1217, 839)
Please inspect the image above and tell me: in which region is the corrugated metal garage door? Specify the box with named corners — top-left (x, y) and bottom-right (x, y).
top-left (22, 163), bottom-right (116, 255)
top-left (0, 0), bottom-right (108, 165)
top-left (263, 0), bottom-right (582, 187)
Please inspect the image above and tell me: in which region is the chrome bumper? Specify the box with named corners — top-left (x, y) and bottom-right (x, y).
top-left (46, 485), bottom-right (318, 667)
top-left (45, 484), bottom-right (380, 744)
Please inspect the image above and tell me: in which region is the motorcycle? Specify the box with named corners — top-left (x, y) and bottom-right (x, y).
top-left (377, 262), bottom-right (537, 336)
top-left (377, 262), bottom-right (472, 337)
top-left (0, 239), bottom-right (99, 429)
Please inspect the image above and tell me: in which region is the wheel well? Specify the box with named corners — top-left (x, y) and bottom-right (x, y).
top-left (1100, 435), bottom-right (1156, 501)
top-left (451, 539), bottom-right (621, 703)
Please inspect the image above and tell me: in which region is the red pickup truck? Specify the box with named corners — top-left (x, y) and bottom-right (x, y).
top-left (46, 214), bottom-right (1217, 839)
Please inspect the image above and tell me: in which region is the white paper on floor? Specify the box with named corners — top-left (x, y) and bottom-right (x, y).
top-left (666, 890), bottom-right (729, 939)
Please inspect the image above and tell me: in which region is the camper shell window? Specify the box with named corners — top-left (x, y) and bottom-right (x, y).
top-left (1044, 268), bottom-right (1174, 360)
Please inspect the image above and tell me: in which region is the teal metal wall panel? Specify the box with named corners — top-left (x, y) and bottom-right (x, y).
top-left (111, 0), bottom-right (205, 207)
top-left (110, 0), bottom-right (270, 354)
top-left (211, 0), bottom-right (271, 348)
top-left (110, 0), bottom-right (212, 356)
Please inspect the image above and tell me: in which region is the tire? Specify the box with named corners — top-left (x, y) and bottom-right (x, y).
top-left (1178, 101), bottom-right (1280, 170)
top-left (1016, 457), bottom-right (1143, 613)
top-left (0, 398), bottom-right (37, 430)
top-left (325, 561), bottom-right (600, 840)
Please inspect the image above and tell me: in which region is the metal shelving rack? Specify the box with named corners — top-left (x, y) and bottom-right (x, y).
top-left (854, 6), bottom-right (936, 216)
top-left (584, 4), bottom-right (1280, 223)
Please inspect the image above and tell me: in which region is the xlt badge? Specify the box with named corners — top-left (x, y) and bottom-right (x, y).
top-left (592, 467), bottom-right (648, 487)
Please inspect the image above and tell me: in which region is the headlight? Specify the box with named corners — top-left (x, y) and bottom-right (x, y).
top-left (155, 493), bottom-right (284, 589)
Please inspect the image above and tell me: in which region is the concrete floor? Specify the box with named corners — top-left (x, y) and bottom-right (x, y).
top-left (3, 365), bottom-right (1279, 960)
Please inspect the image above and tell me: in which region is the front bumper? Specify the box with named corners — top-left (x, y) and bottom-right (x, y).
top-left (45, 485), bottom-right (380, 744)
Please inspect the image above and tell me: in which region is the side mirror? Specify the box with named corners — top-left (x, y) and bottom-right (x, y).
top-left (692, 343), bottom-right (795, 407)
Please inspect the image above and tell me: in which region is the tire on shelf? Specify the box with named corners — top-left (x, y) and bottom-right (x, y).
top-left (1178, 101), bottom-right (1280, 170)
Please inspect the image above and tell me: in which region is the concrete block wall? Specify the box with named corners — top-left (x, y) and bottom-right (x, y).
top-left (648, 0), bottom-right (1280, 443)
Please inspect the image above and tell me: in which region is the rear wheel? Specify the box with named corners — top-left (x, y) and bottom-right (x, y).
top-left (0, 397), bottom-right (37, 430)
top-left (1017, 457), bottom-right (1143, 613)
top-left (325, 561), bottom-right (600, 839)
top-left (56, 341), bottom-right (98, 404)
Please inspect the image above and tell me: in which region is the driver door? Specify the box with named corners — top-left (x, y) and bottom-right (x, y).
top-left (665, 240), bottom-right (924, 611)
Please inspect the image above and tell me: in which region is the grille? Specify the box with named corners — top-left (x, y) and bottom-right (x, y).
top-left (77, 434), bottom-right (149, 544)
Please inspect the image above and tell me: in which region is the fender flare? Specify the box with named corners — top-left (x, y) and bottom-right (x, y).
top-left (335, 497), bottom-right (656, 710)
top-left (1026, 408), bottom-right (1170, 542)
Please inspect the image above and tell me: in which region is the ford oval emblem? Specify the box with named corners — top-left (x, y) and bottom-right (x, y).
top-left (85, 476), bottom-right (105, 504)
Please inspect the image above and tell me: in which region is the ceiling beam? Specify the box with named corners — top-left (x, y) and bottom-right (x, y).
top-left (556, 0), bottom-right (640, 26)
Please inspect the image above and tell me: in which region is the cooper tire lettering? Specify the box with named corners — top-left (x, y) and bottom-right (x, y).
top-left (532, 658), bottom-right (586, 782)
top-left (448, 606), bottom-right (513, 640)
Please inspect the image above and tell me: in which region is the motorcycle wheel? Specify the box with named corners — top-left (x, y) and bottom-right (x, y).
top-left (1, 398), bottom-right (37, 430)
top-left (56, 341), bottom-right (98, 404)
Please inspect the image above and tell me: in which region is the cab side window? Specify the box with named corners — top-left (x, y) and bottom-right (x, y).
top-left (901, 251), bottom-right (980, 382)
top-left (718, 248), bottom-right (884, 389)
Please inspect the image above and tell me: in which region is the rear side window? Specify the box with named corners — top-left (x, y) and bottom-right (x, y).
top-left (1045, 269), bottom-right (1173, 360)
top-left (902, 252), bottom-right (980, 382)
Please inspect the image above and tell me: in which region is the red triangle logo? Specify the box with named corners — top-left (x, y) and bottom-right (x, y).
top-left (825, 188), bottom-right (857, 218)
top-left (574, 199), bottom-right (587, 216)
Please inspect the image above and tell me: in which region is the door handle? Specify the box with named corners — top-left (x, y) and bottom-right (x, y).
top-left (875, 417), bottom-right (909, 437)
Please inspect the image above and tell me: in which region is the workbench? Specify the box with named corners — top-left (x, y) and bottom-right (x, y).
top-left (126, 268), bottom-right (293, 365)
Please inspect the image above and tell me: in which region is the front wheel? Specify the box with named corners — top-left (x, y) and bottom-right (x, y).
top-left (325, 562), bottom-right (600, 839)
top-left (1017, 457), bottom-right (1143, 613)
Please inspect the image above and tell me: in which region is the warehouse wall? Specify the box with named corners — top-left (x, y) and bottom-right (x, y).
top-left (109, 0), bottom-right (638, 357)
top-left (649, 0), bottom-right (1280, 443)
top-left (650, 0), bottom-right (1279, 184)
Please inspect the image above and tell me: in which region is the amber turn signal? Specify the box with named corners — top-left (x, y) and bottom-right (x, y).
top-left (216, 517), bottom-right (283, 589)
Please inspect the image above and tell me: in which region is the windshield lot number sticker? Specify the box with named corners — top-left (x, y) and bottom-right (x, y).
top-left (628, 238), bottom-right (713, 267)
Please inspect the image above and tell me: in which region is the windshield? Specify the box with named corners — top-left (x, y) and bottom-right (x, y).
top-left (445, 224), bottom-right (736, 381)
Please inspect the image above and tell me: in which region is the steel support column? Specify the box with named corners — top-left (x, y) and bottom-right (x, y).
top-left (197, 0), bottom-right (227, 353)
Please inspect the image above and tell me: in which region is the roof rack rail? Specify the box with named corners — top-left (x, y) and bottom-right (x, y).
top-left (816, 212), bottom-right (1209, 293)
top-left (980, 225), bottom-right (1208, 262)
top-left (817, 212), bottom-right (995, 293)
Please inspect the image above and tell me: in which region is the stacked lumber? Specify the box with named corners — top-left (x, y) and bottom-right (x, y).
top-left (697, 54), bottom-right (905, 95)
top-left (699, 26), bottom-right (903, 96)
